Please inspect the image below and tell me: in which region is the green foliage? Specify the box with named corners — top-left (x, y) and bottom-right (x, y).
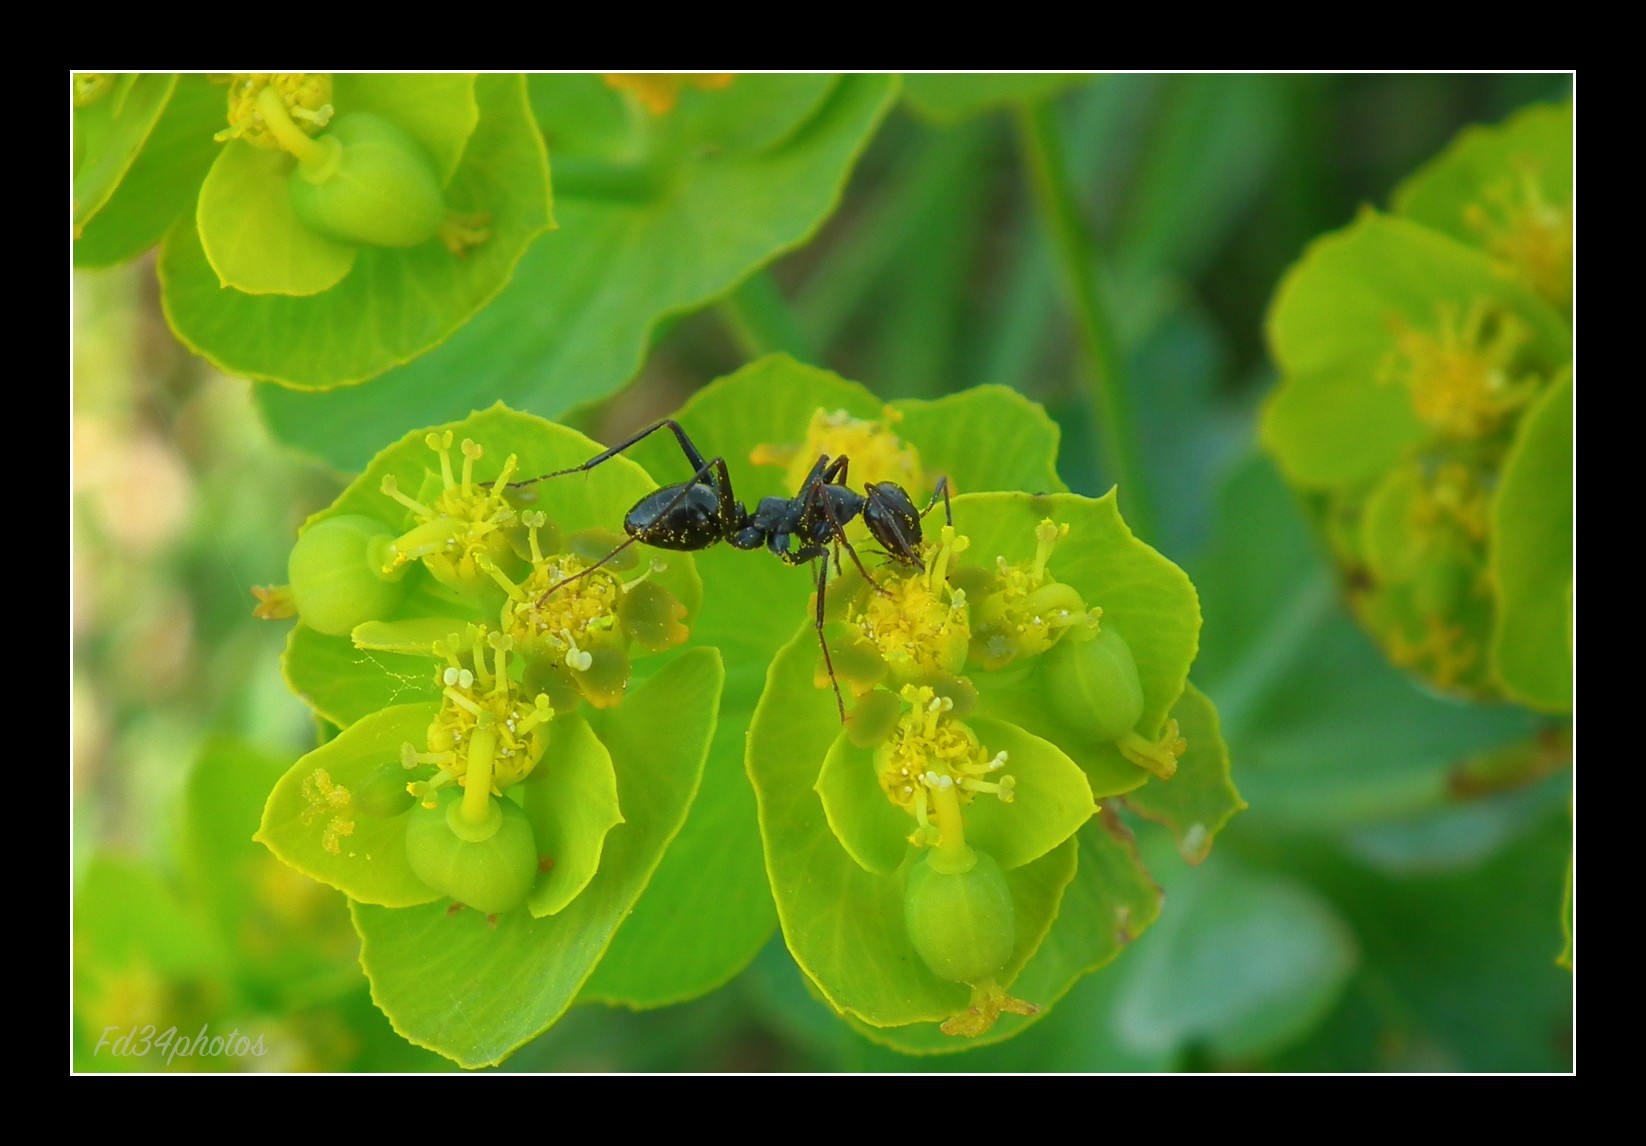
top-left (163, 75), bottom-right (550, 388)
top-left (74, 76), bottom-right (221, 267)
top-left (73, 73), bottom-right (551, 390)
top-left (1490, 371), bottom-right (1574, 710)
top-left (76, 740), bottom-right (451, 1071)
top-left (73, 74), bottom-right (1572, 1074)
top-left (587, 357), bottom-right (1071, 1011)
top-left (258, 75), bottom-right (899, 470)
top-left (253, 404), bottom-right (724, 1064)
top-left (902, 74), bottom-right (1092, 123)
top-left (73, 74), bottom-right (177, 235)
top-left (352, 649), bottom-right (720, 1068)
top-left (1112, 846), bottom-right (1358, 1060)
top-left (715, 371), bottom-right (1225, 1042)
top-left (1262, 100), bottom-right (1572, 708)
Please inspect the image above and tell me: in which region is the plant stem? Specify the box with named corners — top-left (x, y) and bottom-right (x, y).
top-left (1014, 96), bottom-right (1155, 539)
top-left (719, 272), bottom-right (818, 363)
top-left (462, 722), bottom-right (497, 827)
top-left (927, 778), bottom-right (974, 873)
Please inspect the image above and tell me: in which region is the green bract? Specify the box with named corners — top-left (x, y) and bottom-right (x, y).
top-left (748, 473), bottom-right (1227, 1042)
top-left (1261, 100), bottom-right (1572, 709)
top-left (258, 405), bottom-right (722, 1066)
top-left (145, 73), bottom-right (551, 388)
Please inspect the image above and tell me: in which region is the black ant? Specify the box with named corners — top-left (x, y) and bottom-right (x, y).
top-left (513, 419), bottom-right (951, 721)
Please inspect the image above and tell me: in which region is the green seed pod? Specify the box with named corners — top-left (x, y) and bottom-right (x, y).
top-left (404, 790), bottom-right (538, 915)
top-left (287, 112), bottom-right (446, 248)
top-left (288, 515), bottom-right (410, 636)
top-left (1041, 625), bottom-right (1144, 742)
top-left (903, 848), bottom-right (1016, 985)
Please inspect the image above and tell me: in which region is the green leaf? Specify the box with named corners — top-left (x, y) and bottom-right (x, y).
top-left (1262, 210), bottom-right (1569, 489)
top-left (1124, 682), bottom-right (1245, 864)
top-left (179, 737), bottom-right (360, 992)
top-left (854, 812), bottom-right (1163, 1054)
top-left (74, 854), bottom-right (230, 980)
top-left (196, 141), bottom-right (358, 295)
top-left (577, 362), bottom-right (1071, 1009)
top-left (1114, 74), bottom-right (1287, 280)
top-left (161, 74), bottom-right (551, 389)
top-left (902, 74), bottom-right (1091, 124)
top-left (815, 730), bottom-right (916, 875)
top-left (520, 714), bottom-right (622, 917)
top-left (1113, 852), bottom-right (1358, 1059)
top-left (1489, 370), bottom-right (1573, 711)
top-left (351, 617), bottom-right (479, 656)
top-left (73, 74), bottom-right (177, 235)
top-left (749, 624), bottom-right (1081, 1031)
top-left (75, 75), bottom-right (222, 268)
top-left (688, 74), bottom-right (840, 153)
top-left (257, 702), bottom-right (445, 908)
top-left (352, 648), bottom-right (721, 1068)
top-left (1358, 462), bottom-right (1428, 582)
top-left (1270, 808), bottom-right (1572, 1071)
top-left (527, 73), bottom-right (630, 158)
top-left (576, 705), bottom-right (776, 1008)
top-left (255, 75), bottom-right (897, 469)
top-left (333, 74), bottom-right (479, 184)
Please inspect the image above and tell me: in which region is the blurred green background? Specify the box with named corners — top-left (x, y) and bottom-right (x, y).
top-left (72, 72), bottom-right (1572, 1072)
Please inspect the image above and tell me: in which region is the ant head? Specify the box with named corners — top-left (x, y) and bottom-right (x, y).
top-left (862, 482), bottom-right (924, 567)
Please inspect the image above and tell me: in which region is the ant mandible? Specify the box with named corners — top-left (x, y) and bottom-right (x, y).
top-left (513, 419), bottom-right (951, 722)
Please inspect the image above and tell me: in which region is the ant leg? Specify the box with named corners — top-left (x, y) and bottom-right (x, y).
top-left (805, 460), bottom-right (891, 595)
top-left (814, 554), bottom-right (847, 723)
top-left (537, 532), bottom-right (647, 602)
top-left (511, 419), bottom-right (716, 489)
top-left (921, 475), bottom-right (953, 526)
